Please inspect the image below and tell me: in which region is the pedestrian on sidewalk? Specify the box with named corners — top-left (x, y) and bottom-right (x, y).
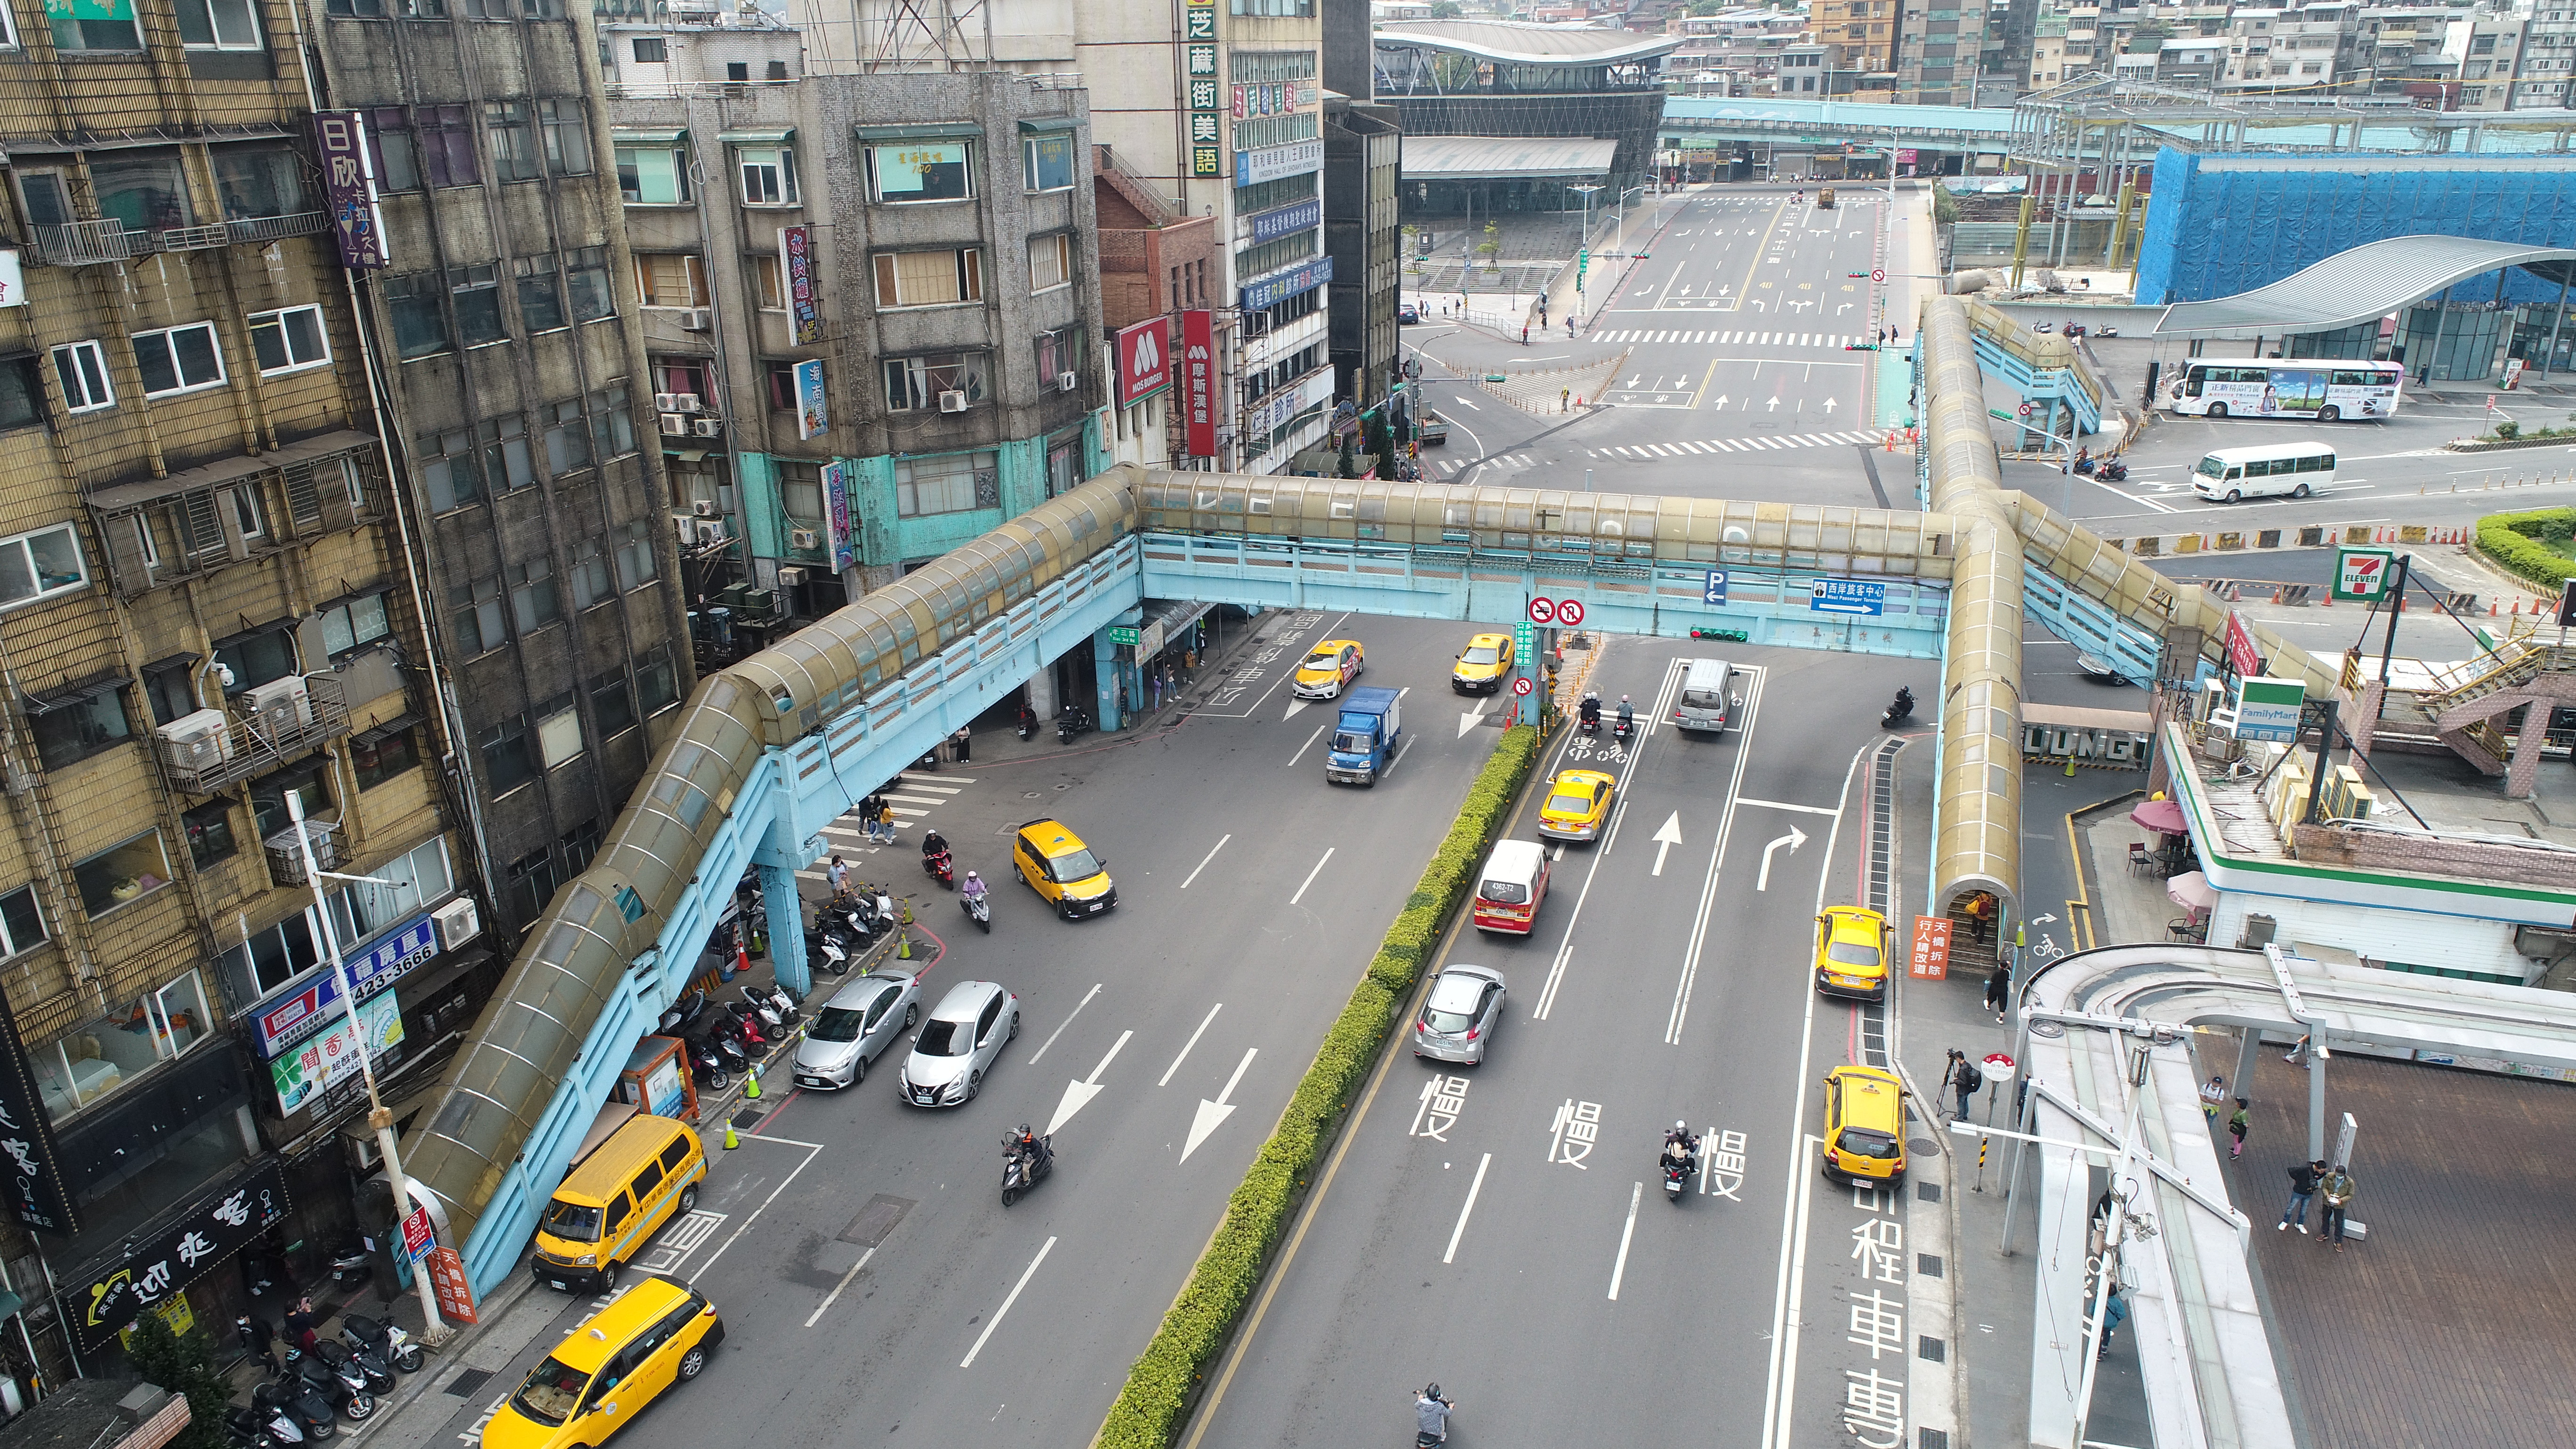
top-left (2096, 1288), bottom-right (2129, 1360)
top-left (2280, 1158), bottom-right (2324, 1233)
top-left (284, 1296), bottom-right (320, 1357)
top-left (2228, 1098), bottom-right (2250, 1158)
top-left (1945, 1049), bottom-right (1983, 1121)
top-left (2320, 1165), bottom-right (2357, 1249)
top-left (2199, 1073), bottom-right (2227, 1124)
top-left (827, 854), bottom-right (850, 896)
top-left (1966, 890), bottom-right (1995, 943)
top-left (1561, 386), bottom-right (1570, 411)
top-left (952, 724), bottom-right (972, 764)
top-left (1522, 324), bottom-right (1529, 344)
top-left (238, 1312), bottom-right (279, 1371)
top-left (1984, 961), bottom-right (2011, 1023)
top-left (877, 800), bottom-right (898, 843)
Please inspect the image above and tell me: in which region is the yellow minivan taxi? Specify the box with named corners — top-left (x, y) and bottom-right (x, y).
top-left (483, 1275), bottom-right (724, 1449)
top-left (531, 1115), bottom-right (707, 1296)
top-left (1451, 632), bottom-right (1515, 694)
top-left (1012, 818), bottom-right (1117, 919)
top-left (1820, 1065), bottom-right (1909, 1186)
top-left (1813, 905), bottom-right (1894, 1002)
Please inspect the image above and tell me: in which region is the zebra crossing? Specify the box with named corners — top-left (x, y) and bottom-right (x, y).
top-left (1588, 330), bottom-right (1871, 349)
top-left (1430, 452), bottom-right (1543, 477)
top-left (795, 770), bottom-right (970, 883)
top-left (1588, 431), bottom-right (1882, 459)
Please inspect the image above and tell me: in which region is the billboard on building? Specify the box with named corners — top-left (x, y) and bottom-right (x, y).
top-left (795, 359), bottom-right (828, 440)
top-left (781, 226), bottom-right (822, 346)
top-left (1183, 310), bottom-right (1216, 457)
top-left (824, 461), bottom-right (855, 572)
top-left (1117, 318), bottom-right (1169, 408)
top-left (314, 111), bottom-right (389, 269)
top-left (0, 993), bottom-right (77, 1235)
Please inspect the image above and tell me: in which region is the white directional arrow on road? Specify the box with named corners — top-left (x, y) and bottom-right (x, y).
top-left (1284, 699), bottom-right (1311, 721)
top-left (1766, 396), bottom-right (1782, 411)
top-left (1047, 1029), bottom-right (1132, 1136)
top-left (1458, 706), bottom-right (1489, 739)
top-left (1183, 1047), bottom-right (1259, 1164)
top-left (1711, 395), bottom-right (1730, 411)
top-left (1650, 812), bottom-right (1684, 877)
top-left (1755, 826), bottom-right (1809, 892)
top-left (1821, 396), bottom-right (1840, 413)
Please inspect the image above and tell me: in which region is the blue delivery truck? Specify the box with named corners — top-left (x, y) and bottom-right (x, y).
top-left (1326, 686), bottom-right (1403, 786)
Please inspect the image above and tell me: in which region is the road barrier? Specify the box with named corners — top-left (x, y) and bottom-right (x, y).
top-left (1096, 722), bottom-right (1547, 1449)
top-left (2108, 522), bottom-right (2470, 559)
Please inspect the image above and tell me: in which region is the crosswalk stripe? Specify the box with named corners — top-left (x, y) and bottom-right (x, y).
top-left (900, 773), bottom-right (973, 787)
top-left (1685, 441), bottom-right (1716, 453)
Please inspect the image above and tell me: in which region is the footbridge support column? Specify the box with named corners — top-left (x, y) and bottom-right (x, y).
top-left (762, 863), bottom-right (810, 999)
top-left (1094, 627), bottom-right (1124, 732)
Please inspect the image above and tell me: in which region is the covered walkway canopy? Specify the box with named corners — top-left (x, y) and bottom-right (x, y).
top-left (2152, 234), bottom-right (2576, 340)
top-left (1372, 18), bottom-right (1681, 68)
top-left (1399, 134), bottom-right (1617, 181)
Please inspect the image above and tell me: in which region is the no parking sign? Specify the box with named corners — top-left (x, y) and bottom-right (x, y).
top-left (1529, 597), bottom-right (1556, 625)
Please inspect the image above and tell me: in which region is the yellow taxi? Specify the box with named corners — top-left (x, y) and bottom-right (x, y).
top-left (1012, 817), bottom-right (1117, 919)
top-left (1813, 905), bottom-right (1893, 1002)
top-left (1819, 1065), bottom-right (1908, 1185)
top-left (1536, 769), bottom-right (1616, 843)
top-left (1292, 639), bottom-right (1366, 700)
top-left (1451, 632), bottom-right (1515, 694)
top-left (483, 1275), bottom-right (724, 1449)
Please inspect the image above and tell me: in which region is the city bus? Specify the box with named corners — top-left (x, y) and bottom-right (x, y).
top-left (2165, 361), bottom-right (2403, 421)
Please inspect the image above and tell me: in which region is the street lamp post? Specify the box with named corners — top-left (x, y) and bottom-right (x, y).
top-left (1568, 183), bottom-right (1603, 317)
top-left (1615, 183), bottom-right (1646, 253)
top-left (284, 789), bottom-right (449, 1344)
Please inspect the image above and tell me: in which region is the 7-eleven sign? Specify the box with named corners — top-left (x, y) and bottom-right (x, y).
top-left (2333, 546), bottom-right (2396, 603)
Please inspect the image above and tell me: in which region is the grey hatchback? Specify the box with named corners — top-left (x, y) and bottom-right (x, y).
top-left (793, 970), bottom-right (921, 1089)
top-left (1412, 965), bottom-right (1505, 1065)
top-left (899, 980), bottom-right (1021, 1106)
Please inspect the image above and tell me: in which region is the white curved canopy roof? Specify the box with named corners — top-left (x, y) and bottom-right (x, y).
top-left (2154, 234), bottom-right (2576, 339)
top-left (1372, 19), bottom-right (1682, 66)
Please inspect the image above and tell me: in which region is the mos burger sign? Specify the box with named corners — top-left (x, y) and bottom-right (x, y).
top-left (1116, 318), bottom-right (1171, 409)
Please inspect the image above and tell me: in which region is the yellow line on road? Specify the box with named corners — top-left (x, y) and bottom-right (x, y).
top-left (1689, 358), bottom-right (1722, 411)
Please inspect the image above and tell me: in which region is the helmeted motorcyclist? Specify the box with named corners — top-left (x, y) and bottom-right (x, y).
top-left (1890, 686), bottom-right (1915, 718)
top-left (1011, 1122), bottom-right (1053, 1175)
top-left (1580, 691), bottom-right (1602, 728)
top-left (1616, 694), bottom-right (1635, 728)
top-left (1416, 1385), bottom-right (1454, 1444)
top-left (961, 870), bottom-right (988, 902)
top-left (920, 829), bottom-right (949, 861)
top-left (1663, 1120), bottom-right (1700, 1173)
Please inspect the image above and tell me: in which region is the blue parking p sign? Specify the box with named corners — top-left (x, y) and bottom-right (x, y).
top-left (1703, 570), bottom-right (1727, 605)
top-left (1810, 579), bottom-right (1886, 616)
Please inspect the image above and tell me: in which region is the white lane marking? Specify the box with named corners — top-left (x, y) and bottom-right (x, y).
top-left (1443, 1153), bottom-right (1494, 1265)
top-left (1289, 848), bottom-right (1336, 906)
top-left (1287, 724), bottom-right (1327, 768)
top-left (1181, 834), bottom-right (1232, 889)
top-left (1650, 812), bottom-right (1684, 876)
top-left (1450, 396), bottom-right (1481, 411)
top-left (805, 1246), bottom-right (879, 1328)
top-left (883, 793), bottom-right (948, 807)
top-left (1379, 733), bottom-right (1418, 780)
top-left (1759, 739), bottom-right (1871, 1449)
top-left (1047, 1028), bottom-right (1133, 1135)
top-left (1606, 1181), bottom-right (1644, 1300)
top-left (692, 1139), bottom-right (825, 1280)
top-left (1158, 1003), bottom-right (1223, 1087)
top-left (1182, 1048), bottom-right (1259, 1163)
top-left (899, 773), bottom-right (974, 786)
top-left (959, 1236), bottom-right (1058, 1368)
top-left (1665, 662), bottom-right (1767, 1046)
top-left (1735, 797), bottom-right (1843, 816)
top-left (1025, 982), bottom-right (1103, 1066)
top-left (1755, 825), bottom-right (1809, 892)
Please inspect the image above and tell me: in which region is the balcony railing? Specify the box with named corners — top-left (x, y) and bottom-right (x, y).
top-left (156, 674), bottom-right (352, 797)
top-left (28, 220), bottom-right (136, 266)
top-left (27, 212), bottom-right (324, 266)
top-left (227, 211), bottom-right (329, 245)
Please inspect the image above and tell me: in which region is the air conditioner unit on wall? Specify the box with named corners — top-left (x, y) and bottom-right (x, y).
top-left (696, 520), bottom-right (727, 545)
top-left (691, 418), bottom-right (723, 437)
top-left (679, 308), bottom-right (712, 331)
top-left (660, 413), bottom-right (691, 436)
top-left (155, 708), bottom-right (234, 772)
top-left (776, 566), bottom-right (805, 587)
top-left (653, 392), bottom-right (684, 411)
top-left (241, 675), bottom-right (312, 735)
top-left (432, 897), bottom-right (481, 952)
top-left (691, 499), bottom-right (717, 517)
top-left (669, 394), bottom-right (703, 413)
top-left (937, 390), bottom-right (968, 413)
top-left (789, 527), bottom-right (820, 550)
top-left (1057, 371), bottom-right (1079, 392)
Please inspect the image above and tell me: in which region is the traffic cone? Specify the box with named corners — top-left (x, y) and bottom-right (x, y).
top-left (745, 1065), bottom-right (761, 1101)
top-left (723, 1121), bottom-right (739, 1150)
top-left (897, 934), bottom-right (913, 960)
top-left (901, 901), bottom-right (914, 925)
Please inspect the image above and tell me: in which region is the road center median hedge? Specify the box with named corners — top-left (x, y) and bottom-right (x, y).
top-left (2477, 506), bottom-right (2576, 590)
top-left (1097, 721), bottom-right (1545, 1449)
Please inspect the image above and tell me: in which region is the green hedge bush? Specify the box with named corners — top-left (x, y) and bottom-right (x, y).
top-left (2476, 507), bottom-right (2576, 590)
top-left (1095, 721), bottom-right (1542, 1449)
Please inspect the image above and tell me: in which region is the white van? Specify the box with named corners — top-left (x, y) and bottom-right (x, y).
top-left (2191, 441), bottom-right (2335, 503)
top-left (1673, 658), bottom-right (1737, 734)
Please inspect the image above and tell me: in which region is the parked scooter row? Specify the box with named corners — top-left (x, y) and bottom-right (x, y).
top-left (1056, 705), bottom-right (1095, 743)
top-left (232, 1309), bottom-right (432, 1445)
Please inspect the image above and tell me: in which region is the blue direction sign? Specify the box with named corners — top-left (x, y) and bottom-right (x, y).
top-left (1702, 569), bottom-right (1727, 605)
top-left (1810, 579), bottom-right (1886, 616)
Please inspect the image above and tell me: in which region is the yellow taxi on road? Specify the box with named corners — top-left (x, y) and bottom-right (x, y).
top-left (1012, 817), bottom-right (1118, 919)
top-left (1292, 639), bottom-right (1366, 700)
top-left (1536, 769), bottom-right (1616, 843)
top-left (1451, 632), bottom-right (1515, 694)
top-left (483, 1275), bottom-right (723, 1449)
top-left (1819, 1065), bottom-right (1908, 1185)
top-left (1813, 905), bottom-right (1894, 1002)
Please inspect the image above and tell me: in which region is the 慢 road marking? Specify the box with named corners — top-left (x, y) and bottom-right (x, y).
top-left (958, 1236), bottom-right (1057, 1368)
top-left (1158, 1003), bottom-right (1223, 1086)
top-left (1289, 847), bottom-right (1335, 906)
top-left (1181, 834), bottom-right (1232, 889)
top-left (1443, 1153), bottom-right (1493, 1265)
top-left (1024, 982), bottom-right (1102, 1065)
top-left (1606, 1181), bottom-right (1644, 1300)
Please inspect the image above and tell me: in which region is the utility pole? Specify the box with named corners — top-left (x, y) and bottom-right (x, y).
top-left (285, 789), bottom-right (448, 1343)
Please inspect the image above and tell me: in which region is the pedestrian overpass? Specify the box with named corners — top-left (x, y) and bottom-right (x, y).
top-left (400, 299), bottom-right (2337, 1308)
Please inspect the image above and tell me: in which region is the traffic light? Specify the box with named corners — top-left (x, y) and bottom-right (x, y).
top-left (1690, 628), bottom-right (1749, 643)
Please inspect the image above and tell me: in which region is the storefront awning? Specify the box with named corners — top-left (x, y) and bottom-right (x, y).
top-left (716, 128), bottom-right (795, 145)
top-left (1018, 116), bottom-right (1079, 134)
top-left (1399, 135), bottom-right (1618, 182)
top-left (610, 127), bottom-right (686, 144)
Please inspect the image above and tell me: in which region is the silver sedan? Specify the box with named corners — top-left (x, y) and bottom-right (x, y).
top-left (899, 980), bottom-right (1021, 1106)
top-left (792, 970), bottom-right (921, 1089)
top-left (1412, 965), bottom-right (1505, 1065)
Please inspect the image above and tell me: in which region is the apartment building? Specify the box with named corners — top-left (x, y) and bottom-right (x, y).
top-left (1813, 0), bottom-right (1904, 73)
top-left (1896, 0), bottom-right (1988, 101)
top-left (0, 0), bottom-right (496, 1390)
top-left (599, 11), bottom-right (1105, 605)
top-left (306, 0), bottom-right (691, 944)
top-left (1094, 148), bottom-right (1193, 470)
